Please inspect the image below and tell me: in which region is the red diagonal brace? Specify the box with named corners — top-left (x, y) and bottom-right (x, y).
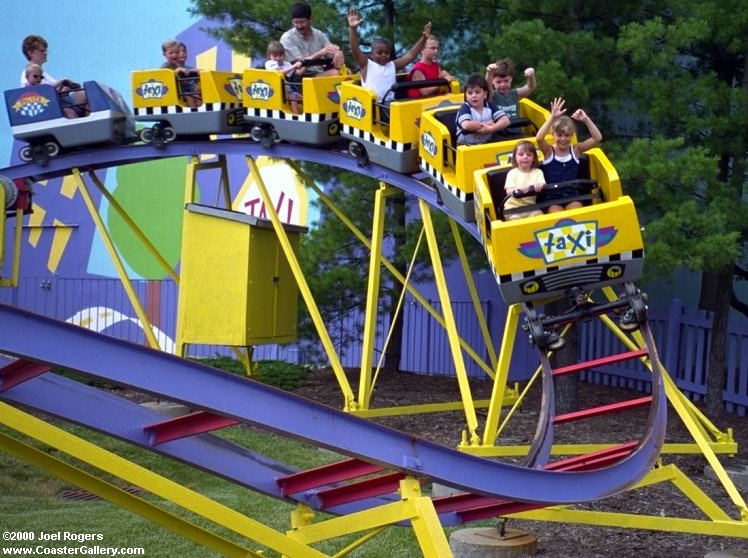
top-left (552, 348), bottom-right (649, 377)
top-left (434, 441), bottom-right (640, 523)
top-left (0, 359), bottom-right (52, 391)
top-left (433, 491), bottom-right (544, 522)
top-left (143, 411), bottom-right (238, 445)
top-left (545, 440), bottom-right (639, 472)
top-left (316, 472), bottom-right (409, 509)
top-left (277, 458), bottom-right (386, 496)
top-left (433, 492), bottom-right (506, 515)
top-left (554, 396), bottom-right (652, 424)
top-left (451, 499), bottom-right (543, 523)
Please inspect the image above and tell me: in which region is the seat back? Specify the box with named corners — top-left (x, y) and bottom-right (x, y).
top-left (389, 78), bottom-right (450, 101)
top-left (485, 166), bottom-right (513, 220)
top-left (486, 167), bottom-right (510, 202)
top-left (577, 153), bottom-right (590, 179)
top-left (433, 108), bottom-right (459, 146)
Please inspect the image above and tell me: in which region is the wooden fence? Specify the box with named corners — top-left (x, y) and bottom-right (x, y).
top-left (578, 298), bottom-right (748, 416)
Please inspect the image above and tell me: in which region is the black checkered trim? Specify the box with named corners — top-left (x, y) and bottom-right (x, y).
top-left (246, 108), bottom-right (337, 122)
top-left (342, 124), bottom-right (412, 153)
top-left (420, 159), bottom-right (473, 202)
top-left (135, 102), bottom-right (241, 116)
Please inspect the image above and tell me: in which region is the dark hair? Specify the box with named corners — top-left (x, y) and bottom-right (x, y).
top-left (370, 38), bottom-right (391, 52)
top-left (291, 2), bottom-right (312, 19)
top-left (22, 35), bottom-right (48, 60)
top-left (464, 75), bottom-right (489, 94)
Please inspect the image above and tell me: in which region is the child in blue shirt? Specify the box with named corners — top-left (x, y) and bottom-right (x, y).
top-left (455, 75), bottom-right (510, 145)
top-left (535, 97), bottom-right (602, 212)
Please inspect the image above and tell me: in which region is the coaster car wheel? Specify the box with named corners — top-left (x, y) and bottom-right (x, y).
top-left (251, 125), bottom-right (277, 148)
top-left (161, 126), bottom-right (177, 142)
top-left (19, 146), bottom-right (34, 163)
top-left (138, 128), bottom-right (154, 143)
top-left (348, 141), bottom-right (368, 167)
top-left (45, 141), bottom-right (60, 158)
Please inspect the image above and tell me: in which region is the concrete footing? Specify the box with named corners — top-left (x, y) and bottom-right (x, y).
top-left (450, 527), bottom-right (537, 558)
top-left (705, 550), bottom-right (748, 558)
top-left (431, 483), bottom-right (466, 498)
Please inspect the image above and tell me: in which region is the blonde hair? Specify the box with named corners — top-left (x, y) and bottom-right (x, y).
top-left (267, 40), bottom-right (286, 57)
top-left (161, 39), bottom-right (180, 54)
top-left (25, 62), bottom-right (43, 77)
top-left (552, 115), bottom-right (576, 136)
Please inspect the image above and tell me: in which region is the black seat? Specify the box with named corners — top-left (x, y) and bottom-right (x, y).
top-left (577, 153), bottom-right (591, 179)
top-left (488, 154), bottom-right (601, 221)
top-left (433, 108), bottom-right (459, 146)
top-left (486, 167), bottom-right (511, 203)
top-left (485, 167), bottom-right (513, 221)
top-left (493, 117), bottom-right (534, 140)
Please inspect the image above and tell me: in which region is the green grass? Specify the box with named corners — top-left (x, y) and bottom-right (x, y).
top-left (0, 424), bottom-right (434, 556)
top-left (0, 359), bottom-right (464, 557)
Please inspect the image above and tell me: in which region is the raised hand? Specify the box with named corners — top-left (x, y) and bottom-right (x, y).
top-left (550, 97), bottom-right (566, 118)
top-left (571, 108), bottom-right (589, 122)
top-left (347, 7), bottom-right (363, 28)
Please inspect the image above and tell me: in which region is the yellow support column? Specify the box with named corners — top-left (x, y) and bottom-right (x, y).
top-left (85, 169), bottom-right (178, 283)
top-left (481, 303), bottom-right (525, 447)
top-left (292, 163), bottom-right (496, 381)
top-left (286, 478), bottom-right (452, 557)
top-left (358, 182), bottom-right (397, 409)
top-left (184, 154), bottom-right (232, 208)
top-left (0, 180), bottom-right (30, 288)
top-left (247, 155), bottom-right (356, 408)
top-left (419, 199), bottom-right (479, 444)
top-left (401, 478), bottom-right (454, 558)
top-left (0, 182), bottom-right (5, 275)
top-left (448, 217), bottom-right (498, 371)
top-left (71, 168), bottom-right (161, 350)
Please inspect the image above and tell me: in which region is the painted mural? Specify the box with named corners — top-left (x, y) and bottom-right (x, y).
top-left (3, 17), bottom-right (312, 353)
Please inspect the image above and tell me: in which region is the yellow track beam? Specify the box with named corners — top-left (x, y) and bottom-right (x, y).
top-left (0, 432), bottom-right (257, 557)
top-left (511, 505), bottom-right (747, 538)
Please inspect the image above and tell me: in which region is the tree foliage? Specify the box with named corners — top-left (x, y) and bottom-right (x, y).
top-left (189, 0), bottom-right (747, 412)
top-left (295, 164), bottom-right (485, 365)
